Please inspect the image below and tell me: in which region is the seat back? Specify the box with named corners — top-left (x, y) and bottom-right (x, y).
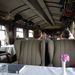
top-left (48, 40), bottom-right (54, 66)
top-left (53, 39), bottom-right (75, 67)
top-left (14, 40), bottom-right (22, 61)
top-left (40, 40), bottom-right (45, 66)
top-left (14, 38), bottom-right (27, 60)
top-left (18, 40), bottom-right (45, 66)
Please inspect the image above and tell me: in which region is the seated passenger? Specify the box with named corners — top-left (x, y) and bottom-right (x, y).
top-left (33, 30), bottom-right (42, 40)
top-left (40, 32), bottom-right (50, 40)
top-left (40, 32), bottom-right (50, 66)
top-left (68, 29), bottom-right (74, 39)
top-left (62, 29), bottom-right (70, 39)
top-left (61, 29), bottom-right (74, 39)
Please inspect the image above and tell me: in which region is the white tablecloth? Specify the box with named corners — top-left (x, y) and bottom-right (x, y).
top-left (20, 65), bottom-right (75, 75)
top-left (0, 65), bottom-right (75, 75)
top-left (0, 45), bottom-right (16, 55)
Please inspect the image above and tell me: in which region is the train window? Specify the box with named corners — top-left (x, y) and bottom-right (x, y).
top-left (28, 30), bottom-right (33, 37)
top-left (16, 28), bottom-right (24, 38)
top-left (0, 25), bottom-right (5, 30)
top-left (0, 25), bottom-right (6, 45)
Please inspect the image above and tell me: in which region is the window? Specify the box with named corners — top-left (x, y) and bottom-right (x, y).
top-left (28, 30), bottom-right (33, 37)
top-left (0, 25), bottom-right (6, 45)
top-left (16, 28), bottom-right (24, 38)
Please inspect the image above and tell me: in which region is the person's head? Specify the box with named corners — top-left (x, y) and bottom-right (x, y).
top-left (41, 32), bottom-right (47, 39)
top-left (56, 32), bottom-right (61, 38)
top-left (34, 30), bottom-right (42, 39)
top-left (62, 30), bottom-right (69, 39)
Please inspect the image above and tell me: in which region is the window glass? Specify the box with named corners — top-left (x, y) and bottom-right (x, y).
top-left (0, 25), bottom-right (6, 45)
top-left (0, 31), bottom-right (5, 40)
top-left (29, 30), bottom-right (33, 37)
top-left (2, 26), bottom-right (5, 30)
top-left (18, 28), bottom-right (23, 32)
top-left (16, 28), bottom-right (24, 38)
top-left (0, 26), bottom-right (2, 30)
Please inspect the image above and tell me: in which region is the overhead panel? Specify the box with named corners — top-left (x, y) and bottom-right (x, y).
top-left (52, 13), bottom-right (62, 17)
top-left (45, 0), bottom-right (60, 2)
top-left (48, 7), bottom-right (61, 14)
top-left (29, 16), bottom-right (39, 21)
top-left (32, 17), bottom-right (42, 23)
top-left (10, 5), bottom-right (29, 16)
top-left (20, 9), bottom-right (36, 19)
top-left (37, 0), bottom-right (55, 25)
top-left (38, 21), bottom-right (46, 25)
top-left (44, 0), bottom-right (63, 27)
top-left (26, 15), bottom-right (38, 20)
top-left (22, 0), bottom-right (52, 26)
top-left (46, 2), bottom-right (62, 8)
top-left (35, 20), bottom-right (44, 24)
top-left (53, 16), bottom-right (60, 21)
top-left (0, 0), bottom-right (64, 29)
top-left (0, 0), bottom-right (23, 12)
top-left (43, 25), bottom-right (61, 29)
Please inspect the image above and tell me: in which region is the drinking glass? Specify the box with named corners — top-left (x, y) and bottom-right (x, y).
top-left (1, 64), bottom-right (8, 75)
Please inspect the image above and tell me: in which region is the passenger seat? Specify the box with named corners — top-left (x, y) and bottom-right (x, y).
top-left (16, 40), bottom-right (45, 66)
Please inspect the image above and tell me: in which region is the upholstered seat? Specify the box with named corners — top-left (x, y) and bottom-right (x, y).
top-left (15, 39), bottom-right (45, 66)
top-left (53, 40), bottom-right (75, 67)
top-left (15, 39), bottom-right (75, 67)
top-left (48, 39), bottom-right (54, 66)
top-left (14, 40), bottom-right (22, 61)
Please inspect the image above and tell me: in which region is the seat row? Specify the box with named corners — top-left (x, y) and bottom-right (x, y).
top-left (14, 39), bottom-right (75, 67)
top-left (14, 39), bottom-right (46, 66)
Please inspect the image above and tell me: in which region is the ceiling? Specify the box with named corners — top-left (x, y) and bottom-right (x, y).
top-left (0, 0), bottom-right (64, 29)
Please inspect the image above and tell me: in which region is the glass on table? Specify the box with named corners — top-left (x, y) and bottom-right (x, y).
top-left (0, 64), bottom-right (8, 75)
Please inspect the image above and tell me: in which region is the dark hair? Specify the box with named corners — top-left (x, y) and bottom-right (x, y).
top-left (62, 30), bottom-right (69, 38)
top-left (34, 30), bottom-right (41, 38)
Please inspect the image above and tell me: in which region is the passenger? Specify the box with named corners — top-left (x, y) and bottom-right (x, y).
top-left (34, 31), bottom-right (50, 66)
top-left (40, 32), bottom-right (50, 66)
top-left (55, 32), bottom-right (61, 40)
top-left (61, 29), bottom-right (70, 39)
top-left (53, 34), bottom-right (56, 40)
top-left (69, 32), bottom-right (74, 39)
top-left (40, 32), bottom-right (49, 40)
top-left (48, 35), bottom-right (52, 39)
top-left (33, 30), bottom-right (42, 40)
top-left (61, 29), bottom-right (74, 39)
top-left (68, 29), bottom-right (74, 39)
top-left (57, 35), bottom-right (61, 40)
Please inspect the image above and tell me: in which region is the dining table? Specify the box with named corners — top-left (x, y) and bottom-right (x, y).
top-left (0, 64), bottom-right (75, 75)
